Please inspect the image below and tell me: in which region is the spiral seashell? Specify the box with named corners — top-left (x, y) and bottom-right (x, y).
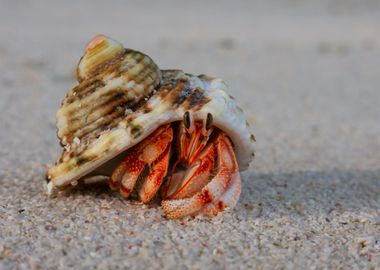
top-left (47, 35), bottom-right (255, 193)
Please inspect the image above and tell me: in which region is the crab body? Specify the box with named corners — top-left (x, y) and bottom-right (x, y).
top-left (47, 35), bottom-right (255, 219)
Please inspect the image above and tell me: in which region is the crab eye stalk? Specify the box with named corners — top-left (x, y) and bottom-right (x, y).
top-left (201, 112), bottom-right (214, 137)
top-left (205, 113), bottom-right (213, 130)
top-left (183, 111), bottom-right (194, 133)
top-left (183, 112), bottom-right (191, 129)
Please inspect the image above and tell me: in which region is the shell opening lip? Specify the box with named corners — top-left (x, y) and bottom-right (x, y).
top-left (50, 114), bottom-right (246, 188)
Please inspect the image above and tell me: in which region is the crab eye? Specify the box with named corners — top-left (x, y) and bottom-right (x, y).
top-left (183, 111), bottom-right (194, 133)
top-left (183, 111), bottom-right (191, 129)
top-left (205, 113), bottom-right (213, 130)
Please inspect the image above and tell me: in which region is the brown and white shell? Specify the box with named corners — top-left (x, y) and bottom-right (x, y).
top-left (47, 35), bottom-right (255, 193)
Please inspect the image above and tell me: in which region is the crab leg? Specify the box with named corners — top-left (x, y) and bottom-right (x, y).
top-left (201, 172), bottom-right (241, 216)
top-left (162, 143), bottom-right (215, 200)
top-left (137, 145), bottom-right (171, 203)
top-left (202, 137), bottom-right (241, 216)
top-left (119, 153), bottom-right (146, 198)
top-left (109, 124), bottom-right (173, 198)
top-left (161, 132), bottom-right (239, 219)
top-left (109, 151), bottom-right (135, 190)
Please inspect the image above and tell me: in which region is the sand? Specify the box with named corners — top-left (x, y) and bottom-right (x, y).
top-left (0, 0), bottom-right (379, 269)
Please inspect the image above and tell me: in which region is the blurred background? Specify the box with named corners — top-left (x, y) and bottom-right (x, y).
top-left (0, 0), bottom-right (379, 269)
top-left (1, 0), bottom-right (379, 172)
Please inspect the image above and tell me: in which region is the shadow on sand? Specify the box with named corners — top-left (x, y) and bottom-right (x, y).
top-left (238, 168), bottom-right (380, 221)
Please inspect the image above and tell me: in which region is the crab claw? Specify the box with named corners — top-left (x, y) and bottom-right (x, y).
top-left (161, 142), bottom-right (215, 200)
top-left (161, 132), bottom-right (239, 219)
top-left (109, 124), bottom-right (173, 201)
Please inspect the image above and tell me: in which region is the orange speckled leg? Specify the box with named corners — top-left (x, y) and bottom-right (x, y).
top-left (119, 151), bottom-right (146, 198)
top-left (201, 172), bottom-right (241, 216)
top-left (137, 145), bottom-right (171, 203)
top-left (161, 132), bottom-right (239, 219)
top-left (109, 124), bottom-right (173, 199)
top-left (109, 153), bottom-right (133, 190)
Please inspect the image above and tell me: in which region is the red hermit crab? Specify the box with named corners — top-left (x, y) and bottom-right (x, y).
top-left (47, 35), bottom-right (255, 219)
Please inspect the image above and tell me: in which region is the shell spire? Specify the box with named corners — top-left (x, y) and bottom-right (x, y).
top-left (57, 35), bottom-right (161, 146)
top-left (77, 34), bottom-right (125, 81)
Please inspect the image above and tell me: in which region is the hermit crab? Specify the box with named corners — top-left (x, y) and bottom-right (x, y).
top-left (47, 35), bottom-right (255, 219)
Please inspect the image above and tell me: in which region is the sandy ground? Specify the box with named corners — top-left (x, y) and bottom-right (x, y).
top-left (1, 0), bottom-right (380, 269)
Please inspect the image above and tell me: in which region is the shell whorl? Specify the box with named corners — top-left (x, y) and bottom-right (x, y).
top-left (57, 35), bottom-right (161, 146)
